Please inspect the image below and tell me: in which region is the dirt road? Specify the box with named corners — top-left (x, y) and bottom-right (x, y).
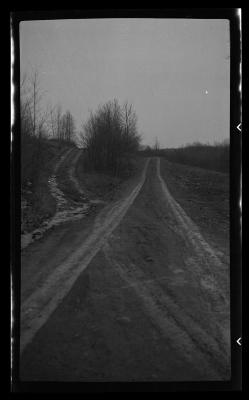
top-left (20, 157), bottom-right (230, 381)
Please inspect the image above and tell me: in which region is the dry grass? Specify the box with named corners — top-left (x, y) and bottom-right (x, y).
top-left (160, 157), bottom-right (229, 255)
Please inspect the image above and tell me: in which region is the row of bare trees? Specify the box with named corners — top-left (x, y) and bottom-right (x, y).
top-left (21, 71), bottom-right (142, 182)
top-left (80, 99), bottom-right (141, 176)
top-left (21, 71), bottom-right (76, 142)
top-left (21, 70), bottom-right (76, 186)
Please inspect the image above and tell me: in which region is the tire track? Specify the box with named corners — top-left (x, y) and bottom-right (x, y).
top-left (157, 158), bottom-right (229, 303)
top-left (103, 243), bottom-right (229, 379)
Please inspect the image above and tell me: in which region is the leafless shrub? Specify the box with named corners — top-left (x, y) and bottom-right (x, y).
top-left (81, 99), bottom-right (141, 176)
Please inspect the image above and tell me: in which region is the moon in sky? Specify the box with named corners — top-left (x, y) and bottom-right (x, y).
top-left (205, 90), bottom-right (208, 94)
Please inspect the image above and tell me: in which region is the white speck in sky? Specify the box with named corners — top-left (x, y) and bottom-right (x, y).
top-left (205, 90), bottom-right (208, 94)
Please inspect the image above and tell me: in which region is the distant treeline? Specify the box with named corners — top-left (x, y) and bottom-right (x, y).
top-left (80, 99), bottom-right (141, 177)
top-left (142, 141), bottom-right (229, 173)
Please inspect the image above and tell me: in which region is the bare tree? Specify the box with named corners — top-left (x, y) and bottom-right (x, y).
top-left (20, 73), bottom-right (33, 138)
top-left (56, 109), bottom-right (76, 142)
top-left (64, 111), bottom-right (75, 142)
top-left (49, 105), bottom-right (57, 138)
top-left (154, 137), bottom-right (160, 151)
top-left (55, 105), bottom-right (62, 140)
top-left (28, 70), bottom-right (44, 137)
top-left (21, 69), bottom-right (49, 185)
top-left (122, 101), bottom-right (139, 153)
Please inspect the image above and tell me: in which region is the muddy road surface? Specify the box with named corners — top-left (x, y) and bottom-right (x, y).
top-left (20, 157), bottom-right (230, 382)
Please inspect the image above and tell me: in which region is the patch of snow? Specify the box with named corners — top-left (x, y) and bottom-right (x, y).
top-left (21, 149), bottom-right (91, 250)
top-left (48, 175), bottom-right (67, 209)
top-left (21, 203), bottom-right (90, 250)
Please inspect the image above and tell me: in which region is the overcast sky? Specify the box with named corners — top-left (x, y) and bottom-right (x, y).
top-left (20, 18), bottom-right (230, 148)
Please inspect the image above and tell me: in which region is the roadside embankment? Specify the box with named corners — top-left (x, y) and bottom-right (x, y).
top-left (21, 140), bottom-right (76, 235)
